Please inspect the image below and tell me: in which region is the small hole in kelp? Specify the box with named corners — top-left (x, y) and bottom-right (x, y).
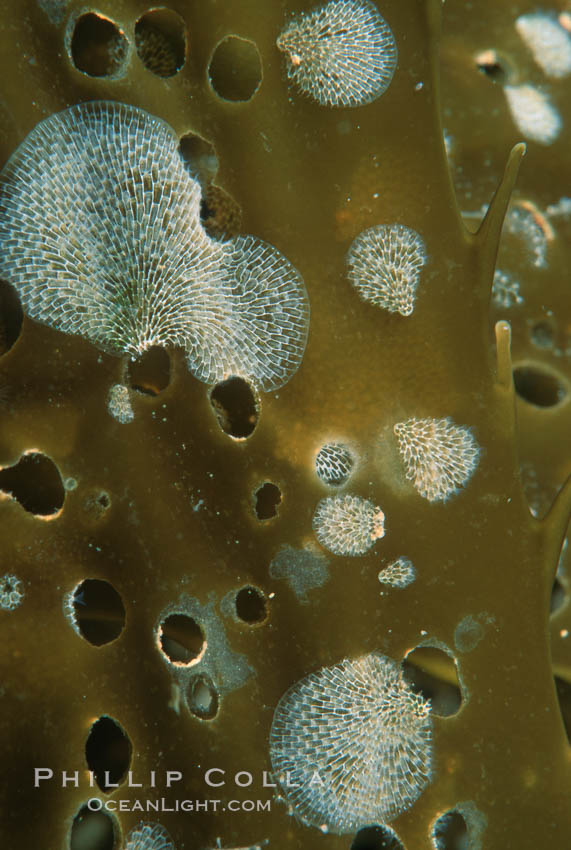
top-left (69, 13), bottom-right (129, 78)
top-left (128, 346), bottom-right (170, 396)
top-left (187, 673), bottom-right (219, 720)
top-left (235, 585), bottom-right (268, 624)
top-left (555, 675), bottom-right (571, 742)
top-left (210, 376), bottom-right (258, 438)
top-left (159, 613), bottom-right (205, 665)
top-left (351, 824), bottom-right (405, 849)
top-left (431, 809), bottom-right (468, 849)
top-left (67, 579), bottom-right (126, 646)
top-left (530, 320), bottom-right (554, 350)
top-left (85, 716), bottom-right (132, 792)
top-left (69, 803), bottom-right (118, 849)
top-left (135, 7), bottom-right (187, 78)
top-left (178, 133), bottom-right (219, 185)
top-left (0, 452), bottom-right (64, 516)
top-left (254, 482), bottom-right (281, 520)
top-left (0, 280), bottom-right (23, 355)
top-left (551, 577), bottom-right (566, 614)
top-left (208, 35), bottom-right (262, 102)
top-left (475, 49), bottom-right (513, 84)
top-left (513, 364), bottom-right (567, 407)
top-left (402, 646), bottom-right (462, 717)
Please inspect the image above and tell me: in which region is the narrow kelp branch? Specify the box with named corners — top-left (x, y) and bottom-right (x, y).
top-left (543, 478), bottom-right (571, 755)
top-left (474, 142), bottom-right (526, 275)
top-left (542, 475), bottom-right (571, 582)
top-left (458, 141), bottom-right (527, 359)
top-left (494, 319), bottom-right (514, 393)
top-left (489, 319), bottom-right (525, 497)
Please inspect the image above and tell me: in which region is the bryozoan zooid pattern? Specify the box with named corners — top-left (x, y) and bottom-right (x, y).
top-left (0, 101), bottom-right (309, 392)
top-left (269, 652), bottom-right (432, 833)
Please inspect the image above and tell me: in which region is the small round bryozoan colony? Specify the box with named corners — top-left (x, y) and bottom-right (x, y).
top-left (107, 384), bottom-right (134, 424)
top-left (315, 442), bottom-right (355, 485)
top-left (0, 574), bottom-right (24, 610)
top-left (269, 652), bottom-right (432, 834)
top-left (378, 557), bottom-right (416, 589)
top-left (125, 821), bottom-right (175, 850)
top-left (347, 225), bottom-right (427, 316)
top-left (393, 417), bottom-right (480, 502)
top-left (276, 0), bottom-right (397, 107)
top-left (313, 494), bottom-right (385, 555)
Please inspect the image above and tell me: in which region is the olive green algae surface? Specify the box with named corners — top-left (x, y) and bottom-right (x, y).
top-left (0, 1), bottom-right (571, 849)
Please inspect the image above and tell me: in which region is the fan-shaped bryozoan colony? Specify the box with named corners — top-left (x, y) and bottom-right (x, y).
top-left (276, 0), bottom-right (397, 108)
top-left (315, 442), bottom-right (355, 485)
top-left (269, 653), bottom-right (432, 834)
top-left (0, 102), bottom-right (309, 391)
top-left (515, 12), bottom-right (571, 79)
top-left (394, 417), bottom-right (480, 502)
top-left (378, 557), bottom-right (416, 589)
top-left (346, 224), bottom-right (427, 316)
top-left (125, 821), bottom-right (175, 850)
top-left (313, 494), bottom-right (385, 555)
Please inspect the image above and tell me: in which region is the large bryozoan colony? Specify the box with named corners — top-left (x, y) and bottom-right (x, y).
top-left (269, 653), bottom-right (432, 834)
top-left (0, 101), bottom-right (309, 392)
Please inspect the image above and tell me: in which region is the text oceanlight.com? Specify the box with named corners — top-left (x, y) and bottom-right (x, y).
top-left (86, 798), bottom-right (272, 813)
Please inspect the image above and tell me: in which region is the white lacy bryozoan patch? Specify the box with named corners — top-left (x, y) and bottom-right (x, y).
top-left (315, 442), bottom-right (355, 485)
top-left (394, 416), bottom-right (481, 502)
top-left (313, 494), bottom-right (385, 555)
top-left (277, 0), bottom-right (397, 107)
top-left (0, 102), bottom-right (309, 391)
top-left (347, 224), bottom-right (427, 316)
top-left (269, 652), bottom-right (432, 833)
top-left (125, 821), bottom-right (175, 850)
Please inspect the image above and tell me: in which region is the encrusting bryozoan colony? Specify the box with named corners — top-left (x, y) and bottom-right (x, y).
top-left (269, 652), bottom-right (432, 834)
top-left (125, 821), bottom-right (175, 850)
top-left (107, 383), bottom-right (134, 424)
top-left (0, 574), bottom-right (24, 611)
top-left (394, 417), bottom-right (481, 502)
top-left (378, 557), bottom-right (416, 589)
top-left (0, 101), bottom-right (309, 392)
top-left (346, 224), bottom-right (427, 316)
top-left (312, 494), bottom-right (385, 555)
top-left (276, 0), bottom-right (397, 108)
top-left (314, 442), bottom-right (355, 485)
